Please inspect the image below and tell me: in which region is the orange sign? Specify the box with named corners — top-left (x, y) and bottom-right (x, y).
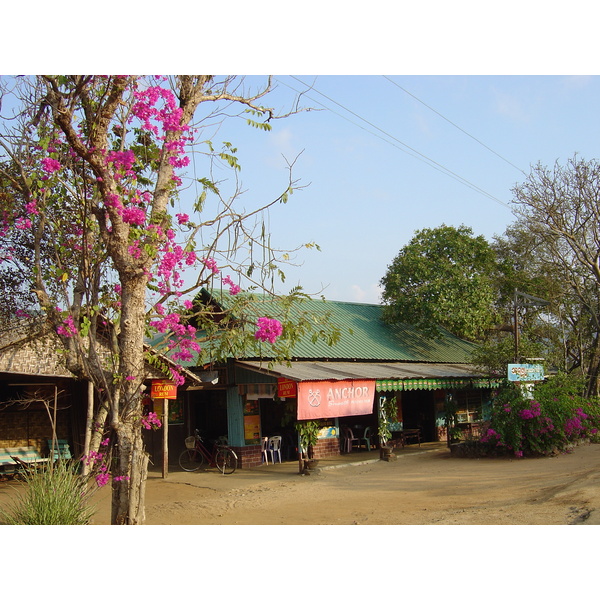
top-left (277, 378), bottom-right (297, 398)
top-left (297, 380), bottom-right (375, 419)
top-left (151, 379), bottom-right (178, 399)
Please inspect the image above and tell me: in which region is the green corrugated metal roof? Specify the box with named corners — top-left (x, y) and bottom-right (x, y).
top-left (206, 289), bottom-right (476, 363)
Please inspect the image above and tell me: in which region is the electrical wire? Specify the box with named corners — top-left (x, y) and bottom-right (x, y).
top-left (382, 75), bottom-right (528, 176)
top-left (281, 76), bottom-right (512, 209)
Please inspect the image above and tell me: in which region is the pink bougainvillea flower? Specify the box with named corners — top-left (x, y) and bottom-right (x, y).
top-left (254, 317), bottom-right (283, 344)
top-left (41, 157), bottom-right (62, 174)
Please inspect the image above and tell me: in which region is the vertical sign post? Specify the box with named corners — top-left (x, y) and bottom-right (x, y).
top-left (151, 380), bottom-right (178, 478)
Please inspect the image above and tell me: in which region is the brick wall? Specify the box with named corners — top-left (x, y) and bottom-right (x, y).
top-left (233, 444), bottom-right (263, 468)
top-left (311, 437), bottom-right (340, 459)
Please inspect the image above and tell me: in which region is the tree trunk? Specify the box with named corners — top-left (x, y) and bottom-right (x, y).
top-left (111, 420), bottom-right (148, 525)
top-left (585, 333), bottom-right (600, 398)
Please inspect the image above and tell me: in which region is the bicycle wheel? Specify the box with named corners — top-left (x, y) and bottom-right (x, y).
top-left (178, 448), bottom-right (206, 472)
top-left (215, 447), bottom-right (237, 474)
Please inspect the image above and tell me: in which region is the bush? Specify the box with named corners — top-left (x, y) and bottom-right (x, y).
top-left (0, 460), bottom-right (96, 525)
top-left (479, 374), bottom-right (600, 458)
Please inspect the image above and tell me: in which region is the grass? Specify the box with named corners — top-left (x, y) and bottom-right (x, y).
top-left (0, 460), bottom-right (96, 525)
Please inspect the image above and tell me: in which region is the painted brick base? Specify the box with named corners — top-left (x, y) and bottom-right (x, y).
top-left (233, 437), bottom-right (342, 468)
top-left (311, 437), bottom-right (340, 459)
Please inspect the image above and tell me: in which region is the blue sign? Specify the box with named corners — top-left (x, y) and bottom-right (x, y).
top-left (508, 364), bottom-right (544, 382)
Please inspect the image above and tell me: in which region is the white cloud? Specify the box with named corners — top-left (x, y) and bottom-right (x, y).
top-left (350, 284), bottom-right (383, 304)
top-left (267, 127), bottom-right (297, 164)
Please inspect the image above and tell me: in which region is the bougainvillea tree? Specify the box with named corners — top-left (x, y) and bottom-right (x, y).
top-left (0, 76), bottom-right (337, 524)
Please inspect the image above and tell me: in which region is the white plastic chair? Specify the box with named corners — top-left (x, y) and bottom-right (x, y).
top-left (261, 437), bottom-right (270, 464)
top-left (268, 436), bottom-right (282, 464)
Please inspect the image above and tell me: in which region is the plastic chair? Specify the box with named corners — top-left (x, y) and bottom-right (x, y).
top-left (342, 428), bottom-right (360, 453)
top-left (261, 437), bottom-right (270, 464)
top-left (360, 427), bottom-right (373, 451)
top-left (268, 436), bottom-right (282, 464)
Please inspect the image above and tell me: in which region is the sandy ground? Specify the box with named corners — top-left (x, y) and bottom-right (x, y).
top-left (2, 441), bottom-right (599, 526)
top-left (3, 442), bottom-right (596, 598)
top-left (2, 440), bottom-right (592, 526)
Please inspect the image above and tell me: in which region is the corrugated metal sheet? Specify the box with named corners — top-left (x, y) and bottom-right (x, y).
top-left (236, 360), bottom-right (487, 382)
top-left (207, 291), bottom-right (477, 363)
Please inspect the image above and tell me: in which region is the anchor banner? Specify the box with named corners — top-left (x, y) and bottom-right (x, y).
top-left (297, 379), bottom-right (376, 420)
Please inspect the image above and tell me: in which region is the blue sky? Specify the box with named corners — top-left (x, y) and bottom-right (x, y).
top-left (184, 75), bottom-right (600, 304)
top-left (8, 3), bottom-right (600, 306)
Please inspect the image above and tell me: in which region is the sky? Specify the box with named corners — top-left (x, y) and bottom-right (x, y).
top-left (4, 0), bottom-right (597, 582)
top-left (5, 4), bottom-right (600, 310)
top-left (177, 74), bottom-right (600, 304)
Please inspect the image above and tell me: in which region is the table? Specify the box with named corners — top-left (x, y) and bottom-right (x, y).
top-left (401, 429), bottom-right (421, 447)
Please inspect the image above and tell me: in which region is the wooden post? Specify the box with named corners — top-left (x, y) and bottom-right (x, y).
top-left (162, 397), bottom-right (169, 478)
top-left (82, 381), bottom-right (94, 476)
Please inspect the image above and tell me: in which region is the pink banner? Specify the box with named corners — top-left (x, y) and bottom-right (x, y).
top-left (297, 380), bottom-right (376, 420)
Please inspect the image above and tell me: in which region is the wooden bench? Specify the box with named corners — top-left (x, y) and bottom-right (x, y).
top-left (47, 439), bottom-right (72, 461)
top-left (0, 446), bottom-right (49, 476)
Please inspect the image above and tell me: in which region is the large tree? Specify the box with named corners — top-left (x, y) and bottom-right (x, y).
top-left (380, 224), bottom-right (497, 341)
top-left (511, 155), bottom-right (600, 396)
top-left (0, 76), bottom-right (337, 524)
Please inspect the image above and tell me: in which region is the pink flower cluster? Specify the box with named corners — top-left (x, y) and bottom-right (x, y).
top-left (519, 401), bottom-right (542, 420)
top-left (57, 314), bottom-right (77, 338)
top-left (106, 149), bottom-right (136, 180)
top-left (480, 427), bottom-right (501, 443)
top-left (202, 257), bottom-right (219, 274)
top-left (41, 157), bottom-right (62, 174)
top-left (150, 310), bottom-right (202, 363)
top-left (222, 275), bottom-right (241, 295)
top-left (156, 240), bottom-right (197, 294)
top-left (254, 317), bottom-right (283, 344)
top-left (141, 411), bottom-right (162, 430)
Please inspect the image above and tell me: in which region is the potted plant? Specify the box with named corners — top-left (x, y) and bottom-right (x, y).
top-left (378, 397), bottom-right (398, 460)
top-left (295, 420), bottom-right (320, 470)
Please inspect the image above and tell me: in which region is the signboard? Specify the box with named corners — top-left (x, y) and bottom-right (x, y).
top-left (152, 398), bottom-right (183, 425)
top-left (277, 378), bottom-right (297, 398)
top-left (297, 380), bottom-right (375, 420)
top-left (243, 399), bottom-right (261, 445)
top-left (508, 364), bottom-right (544, 382)
top-left (151, 379), bottom-right (178, 399)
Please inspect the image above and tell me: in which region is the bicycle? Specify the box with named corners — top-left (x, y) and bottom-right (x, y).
top-left (178, 430), bottom-right (238, 475)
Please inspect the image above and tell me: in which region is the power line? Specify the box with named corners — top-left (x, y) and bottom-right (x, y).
top-left (382, 76), bottom-right (528, 176)
top-left (283, 76), bottom-right (511, 209)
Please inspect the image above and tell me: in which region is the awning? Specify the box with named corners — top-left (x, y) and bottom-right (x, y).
top-left (236, 361), bottom-right (500, 392)
top-left (376, 378), bottom-right (502, 391)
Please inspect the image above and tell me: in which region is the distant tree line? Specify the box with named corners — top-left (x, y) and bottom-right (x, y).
top-left (380, 155), bottom-right (600, 397)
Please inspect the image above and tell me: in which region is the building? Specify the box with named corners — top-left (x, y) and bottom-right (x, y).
top-left (158, 292), bottom-right (499, 469)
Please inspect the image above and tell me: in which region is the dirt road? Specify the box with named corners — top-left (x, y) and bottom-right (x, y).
top-left (74, 441), bottom-right (600, 525)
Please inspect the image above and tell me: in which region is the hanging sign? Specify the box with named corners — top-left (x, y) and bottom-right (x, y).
top-left (151, 379), bottom-right (178, 399)
top-left (297, 380), bottom-right (375, 420)
top-left (507, 364), bottom-right (544, 382)
top-left (277, 378), bottom-right (297, 398)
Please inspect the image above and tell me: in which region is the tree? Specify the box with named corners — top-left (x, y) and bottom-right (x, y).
top-left (380, 224), bottom-right (497, 341)
top-left (0, 75), bottom-right (336, 524)
top-left (511, 155), bottom-right (600, 396)
top-left (481, 221), bottom-right (595, 376)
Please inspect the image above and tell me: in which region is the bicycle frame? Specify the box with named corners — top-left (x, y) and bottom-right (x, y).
top-left (179, 431), bottom-right (238, 474)
top-left (192, 437), bottom-right (217, 467)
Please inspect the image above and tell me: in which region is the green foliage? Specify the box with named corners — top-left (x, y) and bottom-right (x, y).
top-left (378, 396), bottom-right (398, 445)
top-left (0, 461), bottom-right (96, 525)
top-left (381, 224), bottom-right (497, 341)
top-left (295, 420), bottom-right (320, 453)
top-left (470, 333), bottom-right (546, 377)
top-left (479, 375), bottom-right (600, 457)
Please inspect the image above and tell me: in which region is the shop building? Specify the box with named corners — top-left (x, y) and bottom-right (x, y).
top-left (163, 295), bottom-right (499, 469)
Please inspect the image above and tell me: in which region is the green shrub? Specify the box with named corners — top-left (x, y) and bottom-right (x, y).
top-left (479, 374), bottom-right (600, 458)
top-left (0, 460), bottom-right (96, 525)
